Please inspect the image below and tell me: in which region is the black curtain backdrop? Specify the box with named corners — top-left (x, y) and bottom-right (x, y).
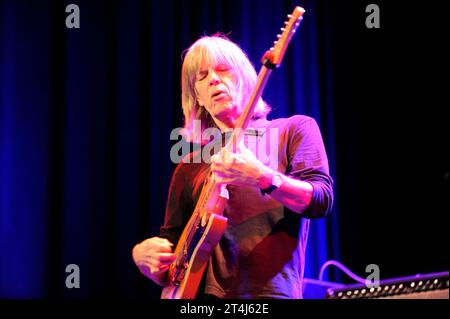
top-left (0, 0), bottom-right (448, 299)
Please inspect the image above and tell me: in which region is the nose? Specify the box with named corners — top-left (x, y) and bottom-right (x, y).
top-left (208, 70), bottom-right (220, 86)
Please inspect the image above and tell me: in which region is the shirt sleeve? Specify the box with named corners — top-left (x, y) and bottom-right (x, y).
top-left (286, 116), bottom-right (334, 219)
top-left (159, 162), bottom-right (194, 246)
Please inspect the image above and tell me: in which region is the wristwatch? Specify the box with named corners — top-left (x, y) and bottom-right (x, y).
top-left (260, 172), bottom-right (283, 195)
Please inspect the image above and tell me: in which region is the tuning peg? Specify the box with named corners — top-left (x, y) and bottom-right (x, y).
top-left (280, 27), bottom-right (285, 32)
top-left (287, 14), bottom-right (292, 18)
top-left (277, 34), bottom-right (281, 38)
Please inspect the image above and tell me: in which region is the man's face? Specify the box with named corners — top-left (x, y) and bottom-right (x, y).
top-left (194, 59), bottom-right (240, 125)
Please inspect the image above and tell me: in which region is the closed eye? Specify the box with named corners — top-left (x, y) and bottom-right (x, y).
top-left (196, 65), bottom-right (232, 81)
top-left (215, 64), bottom-right (231, 72)
top-left (196, 70), bottom-right (208, 81)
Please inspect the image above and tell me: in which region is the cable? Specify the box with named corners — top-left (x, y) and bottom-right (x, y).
top-left (319, 260), bottom-right (366, 284)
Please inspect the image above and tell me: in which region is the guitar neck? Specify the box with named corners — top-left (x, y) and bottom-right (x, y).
top-left (225, 65), bottom-right (272, 151)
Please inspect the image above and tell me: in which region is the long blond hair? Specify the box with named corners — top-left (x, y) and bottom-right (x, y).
top-left (180, 34), bottom-right (270, 143)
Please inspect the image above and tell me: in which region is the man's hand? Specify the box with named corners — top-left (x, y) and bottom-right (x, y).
top-left (132, 237), bottom-right (176, 286)
top-left (210, 145), bottom-right (274, 189)
top-left (211, 144), bottom-right (314, 214)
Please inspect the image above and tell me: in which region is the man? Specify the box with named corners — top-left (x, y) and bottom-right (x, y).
top-left (132, 35), bottom-right (333, 299)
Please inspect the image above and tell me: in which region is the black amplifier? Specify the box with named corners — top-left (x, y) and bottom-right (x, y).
top-left (326, 271), bottom-right (449, 299)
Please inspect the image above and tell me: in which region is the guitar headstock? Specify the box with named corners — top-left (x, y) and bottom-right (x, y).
top-left (262, 6), bottom-right (305, 68)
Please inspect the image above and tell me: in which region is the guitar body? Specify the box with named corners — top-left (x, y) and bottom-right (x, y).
top-left (161, 213), bottom-right (228, 299)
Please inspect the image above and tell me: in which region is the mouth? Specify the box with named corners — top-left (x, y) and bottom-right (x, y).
top-left (211, 90), bottom-right (228, 101)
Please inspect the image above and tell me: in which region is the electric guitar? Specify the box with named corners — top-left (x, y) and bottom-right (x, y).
top-left (161, 6), bottom-right (305, 299)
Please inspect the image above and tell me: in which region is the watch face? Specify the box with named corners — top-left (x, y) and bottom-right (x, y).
top-left (273, 173), bottom-right (282, 187)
